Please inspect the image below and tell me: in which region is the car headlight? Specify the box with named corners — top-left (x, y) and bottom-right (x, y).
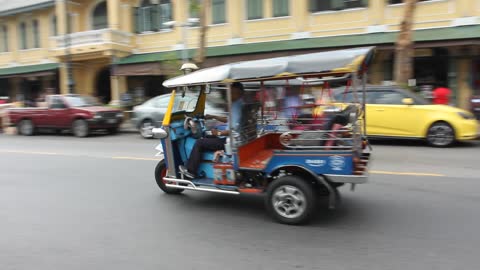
top-left (116, 112), bottom-right (124, 118)
top-left (93, 113), bottom-right (102, 119)
top-left (457, 112), bottom-right (475, 120)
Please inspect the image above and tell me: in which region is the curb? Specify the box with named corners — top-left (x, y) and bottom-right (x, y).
top-left (119, 127), bottom-right (138, 134)
top-left (2, 126), bottom-right (137, 135)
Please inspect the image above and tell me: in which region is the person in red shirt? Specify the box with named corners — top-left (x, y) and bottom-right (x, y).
top-left (432, 85), bottom-right (452, 105)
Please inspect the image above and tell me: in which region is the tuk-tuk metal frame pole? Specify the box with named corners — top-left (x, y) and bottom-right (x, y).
top-left (352, 72), bottom-right (359, 152)
top-left (163, 89), bottom-right (178, 177)
top-left (226, 83), bottom-right (234, 152)
top-left (362, 70), bottom-right (367, 138)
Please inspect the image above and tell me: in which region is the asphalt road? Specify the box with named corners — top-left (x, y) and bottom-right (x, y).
top-left (1, 133), bottom-right (479, 270)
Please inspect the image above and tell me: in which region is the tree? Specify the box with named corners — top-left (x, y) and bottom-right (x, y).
top-left (394, 0), bottom-right (418, 86)
top-left (191, 0), bottom-right (210, 67)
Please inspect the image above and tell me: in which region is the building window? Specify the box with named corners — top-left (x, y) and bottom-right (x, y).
top-left (247, 0), bottom-right (263, 20)
top-left (0, 25), bottom-right (7, 52)
top-left (388, 0), bottom-right (432, 4)
top-left (310, 0), bottom-right (368, 12)
top-left (273, 0), bottom-right (289, 17)
top-left (212, 0), bottom-right (226, 24)
top-left (32, 20), bottom-right (40, 48)
top-left (188, 0), bottom-right (201, 26)
top-left (51, 15), bottom-right (58, 36)
top-left (93, 1), bottom-right (108, 30)
top-left (19, 22), bottom-right (28, 50)
top-left (158, 0), bottom-right (173, 29)
top-left (135, 0), bottom-right (173, 33)
top-left (141, 0), bottom-right (156, 32)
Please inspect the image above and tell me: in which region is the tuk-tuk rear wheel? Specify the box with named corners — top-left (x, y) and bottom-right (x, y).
top-left (266, 176), bottom-right (315, 225)
top-left (155, 160), bottom-right (184, 194)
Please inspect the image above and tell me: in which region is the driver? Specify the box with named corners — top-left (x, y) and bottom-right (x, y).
top-left (179, 82), bottom-right (245, 179)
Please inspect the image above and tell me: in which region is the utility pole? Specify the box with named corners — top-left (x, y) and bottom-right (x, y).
top-left (64, 0), bottom-right (75, 93)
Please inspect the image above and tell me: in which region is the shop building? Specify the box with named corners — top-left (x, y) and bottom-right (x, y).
top-left (0, 0), bottom-right (479, 109)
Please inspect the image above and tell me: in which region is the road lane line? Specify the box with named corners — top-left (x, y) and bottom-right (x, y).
top-left (0, 149), bottom-right (59, 155)
top-left (112, 156), bottom-right (161, 161)
top-left (371, 170), bottom-right (445, 177)
top-left (0, 149), bottom-right (446, 176)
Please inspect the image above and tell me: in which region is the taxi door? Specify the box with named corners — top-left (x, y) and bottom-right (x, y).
top-left (366, 90), bottom-right (422, 137)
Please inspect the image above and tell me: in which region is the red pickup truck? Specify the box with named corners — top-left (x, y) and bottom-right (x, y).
top-left (8, 94), bottom-right (123, 137)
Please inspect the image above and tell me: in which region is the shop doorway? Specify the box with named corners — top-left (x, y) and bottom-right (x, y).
top-left (95, 68), bottom-right (111, 104)
top-left (414, 48), bottom-right (449, 88)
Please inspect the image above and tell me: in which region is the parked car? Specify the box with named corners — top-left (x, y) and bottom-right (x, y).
top-left (470, 95), bottom-right (480, 119)
top-left (8, 94), bottom-right (123, 137)
top-left (131, 93), bottom-right (225, 138)
top-left (333, 85), bottom-right (479, 147)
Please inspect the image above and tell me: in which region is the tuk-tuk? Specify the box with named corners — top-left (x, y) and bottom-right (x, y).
top-left (153, 47), bottom-right (375, 225)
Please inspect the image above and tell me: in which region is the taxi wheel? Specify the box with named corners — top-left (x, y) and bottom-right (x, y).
top-left (266, 176), bottom-right (315, 225)
top-left (426, 122), bottom-right (455, 147)
top-left (155, 160), bottom-right (184, 194)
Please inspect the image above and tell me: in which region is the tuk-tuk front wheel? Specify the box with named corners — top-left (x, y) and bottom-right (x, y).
top-left (266, 176), bottom-right (315, 225)
top-left (155, 160), bottom-right (184, 194)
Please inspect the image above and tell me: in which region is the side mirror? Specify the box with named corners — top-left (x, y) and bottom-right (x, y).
top-left (402, 98), bottom-right (414, 105)
top-left (152, 128), bottom-right (168, 139)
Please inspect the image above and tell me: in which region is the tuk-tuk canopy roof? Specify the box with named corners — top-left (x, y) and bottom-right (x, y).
top-left (163, 46), bottom-right (375, 88)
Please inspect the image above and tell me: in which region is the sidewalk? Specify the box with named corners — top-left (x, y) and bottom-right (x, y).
top-left (1, 121), bottom-right (138, 135)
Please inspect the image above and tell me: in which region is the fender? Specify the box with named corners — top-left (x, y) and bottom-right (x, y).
top-left (268, 165), bottom-right (337, 209)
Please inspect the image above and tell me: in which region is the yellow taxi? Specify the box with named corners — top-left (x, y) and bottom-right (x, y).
top-left (333, 85), bottom-right (479, 147)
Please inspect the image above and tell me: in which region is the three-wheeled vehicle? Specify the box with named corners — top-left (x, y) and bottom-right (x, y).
top-left (153, 47), bottom-right (375, 224)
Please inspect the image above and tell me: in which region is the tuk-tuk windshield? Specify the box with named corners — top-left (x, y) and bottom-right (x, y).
top-left (172, 92), bottom-right (200, 113)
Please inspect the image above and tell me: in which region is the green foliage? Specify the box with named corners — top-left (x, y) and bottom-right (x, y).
top-left (190, 0), bottom-right (200, 16)
top-left (161, 51), bottom-right (183, 79)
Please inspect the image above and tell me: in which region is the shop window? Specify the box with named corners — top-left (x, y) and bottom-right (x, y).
top-left (383, 59), bottom-right (393, 81)
top-left (247, 0), bottom-right (263, 20)
top-left (19, 22), bottom-right (28, 50)
top-left (33, 20), bottom-right (40, 48)
top-left (93, 1), bottom-right (108, 30)
top-left (135, 0), bottom-right (173, 33)
top-left (212, 0), bottom-right (226, 24)
top-left (273, 0), bottom-right (289, 17)
top-left (0, 25), bottom-right (7, 52)
top-left (310, 0), bottom-right (368, 12)
top-left (388, 0), bottom-right (433, 4)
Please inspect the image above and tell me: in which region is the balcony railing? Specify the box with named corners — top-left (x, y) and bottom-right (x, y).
top-left (52, 28), bottom-right (132, 48)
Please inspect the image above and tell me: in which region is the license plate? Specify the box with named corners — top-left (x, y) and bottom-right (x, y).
top-left (107, 119), bottom-right (117, 124)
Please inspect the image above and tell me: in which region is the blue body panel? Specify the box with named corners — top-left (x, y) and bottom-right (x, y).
top-left (264, 151), bottom-right (354, 175)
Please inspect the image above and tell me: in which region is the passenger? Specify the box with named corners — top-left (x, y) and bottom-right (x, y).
top-left (179, 82), bottom-right (245, 179)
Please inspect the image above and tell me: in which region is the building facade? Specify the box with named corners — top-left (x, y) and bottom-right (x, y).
top-left (0, 0), bottom-right (479, 109)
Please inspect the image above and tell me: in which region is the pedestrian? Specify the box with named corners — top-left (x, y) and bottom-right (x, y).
top-left (432, 84), bottom-right (452, 105)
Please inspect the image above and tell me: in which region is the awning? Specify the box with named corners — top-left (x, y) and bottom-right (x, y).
top-left (113, 62), bottom-right (178, 76)
top-left (0, 63), bottom-right (59, 78)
